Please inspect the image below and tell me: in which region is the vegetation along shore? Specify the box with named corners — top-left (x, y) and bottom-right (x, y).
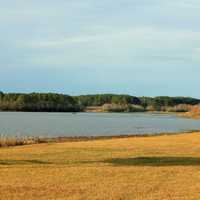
top-left (0, 130), bottom-right (198, 148)
top-left (0, 92), bottom-right (200, 117)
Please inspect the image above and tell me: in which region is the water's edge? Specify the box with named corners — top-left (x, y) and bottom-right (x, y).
top-left (44, 130), bottom-right (200, 142)
top-left (1, 130), bottom-right (200, 148)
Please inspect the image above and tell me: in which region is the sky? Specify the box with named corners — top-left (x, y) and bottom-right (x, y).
top-left (1, 0), bottom-right (200, 97)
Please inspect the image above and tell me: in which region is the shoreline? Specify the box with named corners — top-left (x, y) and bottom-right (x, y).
top-left (36, 130), bottom-right (200, 142)
top-left (1, 110), bottom-right (198, 119)
top-left (1, 130), bottom-right (200, 148)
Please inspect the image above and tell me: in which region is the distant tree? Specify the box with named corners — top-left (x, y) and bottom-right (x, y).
top-left (0, 92), bottom-right (199, 112)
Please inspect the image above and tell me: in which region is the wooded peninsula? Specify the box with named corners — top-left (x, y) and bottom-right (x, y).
top-left (0, 92), bottom-right (200, 114)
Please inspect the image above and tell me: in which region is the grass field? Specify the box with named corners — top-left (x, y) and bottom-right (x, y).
top-left (1, 132), bottom-right (200, 200)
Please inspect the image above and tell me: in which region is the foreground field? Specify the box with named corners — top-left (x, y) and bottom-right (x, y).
top-left (1, 133), bottom-right (200, 200)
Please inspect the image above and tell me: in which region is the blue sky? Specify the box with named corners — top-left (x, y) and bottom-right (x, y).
top-left (1, 0), bottom-right (200, 97)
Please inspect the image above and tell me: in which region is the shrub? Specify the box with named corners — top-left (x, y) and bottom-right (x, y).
top-left (0, 136), bottom-right (46, 147)
top-left (102, 104), bottom-right (145, 112)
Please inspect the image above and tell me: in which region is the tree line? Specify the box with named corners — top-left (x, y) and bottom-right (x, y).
top-left (0, 92), bottom-right (80, 112)
top-left (0, 92), bottom-right (199, 112)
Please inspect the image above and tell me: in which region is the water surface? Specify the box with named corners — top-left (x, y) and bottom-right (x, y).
top-left (0, 112), bottom-right (200, 137)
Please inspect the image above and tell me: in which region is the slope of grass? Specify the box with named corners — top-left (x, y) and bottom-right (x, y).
top-left (1, 132), bottom-right (200, 200)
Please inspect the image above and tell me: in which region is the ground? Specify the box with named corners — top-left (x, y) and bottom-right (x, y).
top-left (1, 132), bottom-right (200, 200)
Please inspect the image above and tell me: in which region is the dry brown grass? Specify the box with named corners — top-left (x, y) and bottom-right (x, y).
top-left (181, 104), bottom-right (200, 118)
top-left (85, 106), bottom-right (103, 112)
top-left (1, 132), bottom-right (200, 199)
top-left (0, 136), bottom-right (30, 147)
top-left (0, 136), bottom-right (47, 147)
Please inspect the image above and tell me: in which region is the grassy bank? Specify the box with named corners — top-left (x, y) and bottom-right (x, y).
top-left (0, 130), bottom-right (198, 147)
top-left (1, 132), bottom-right (200, 199)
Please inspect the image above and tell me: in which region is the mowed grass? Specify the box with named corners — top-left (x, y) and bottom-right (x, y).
top-left (1, 133), bottom-right (200, 200)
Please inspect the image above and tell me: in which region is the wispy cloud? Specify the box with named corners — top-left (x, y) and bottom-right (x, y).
top-left (23, 26), bottom-right (200, 46)
top-left (19, 27), bottom-right (200, 67)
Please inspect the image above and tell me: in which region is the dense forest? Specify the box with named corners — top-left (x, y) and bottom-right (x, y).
top-left (74, 94), bottom-right (141, 107)
top-left (0, 92), bottom-right (80, 112)
top-left (0, 91), bottom-right (200, 112)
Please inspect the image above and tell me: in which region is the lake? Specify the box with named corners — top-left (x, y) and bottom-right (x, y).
top-left (0, 112), bottom-right (200, 137)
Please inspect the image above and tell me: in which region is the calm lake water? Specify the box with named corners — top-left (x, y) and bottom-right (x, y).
top-left (0, 112), bottom-right (200, 137)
